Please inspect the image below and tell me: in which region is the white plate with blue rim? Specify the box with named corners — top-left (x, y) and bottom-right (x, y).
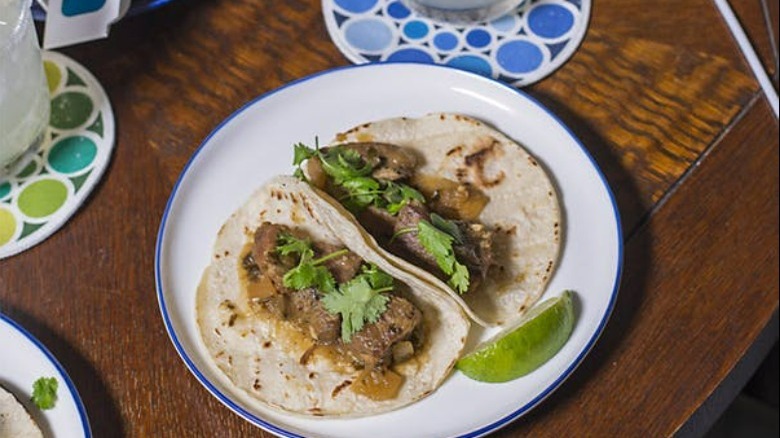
top-left (155, 62), bottom-right (621, 437)
top-left (0, 313), bottom-right (91, 437)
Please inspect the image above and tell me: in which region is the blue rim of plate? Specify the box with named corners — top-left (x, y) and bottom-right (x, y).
top-left (154, 62), bottom-right (622, 438)
top-left (0, 313), bottom-right (92, 438)
top-left (31, 0), bottom-right (176, 21)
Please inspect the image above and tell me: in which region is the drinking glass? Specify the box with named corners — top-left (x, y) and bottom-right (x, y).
top-left (0, 0), bottom-right (49, 181)
top-left (402, 0), bottom-right (527, 24)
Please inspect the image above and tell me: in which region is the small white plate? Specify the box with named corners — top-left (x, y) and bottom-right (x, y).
top-left (155, 63), bottom-right (622, 438)
top-left (0, 314), bottom-right (91, 437)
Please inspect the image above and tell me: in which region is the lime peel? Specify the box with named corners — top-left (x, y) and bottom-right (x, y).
top-left (456, 290), bottom-right (575, 383)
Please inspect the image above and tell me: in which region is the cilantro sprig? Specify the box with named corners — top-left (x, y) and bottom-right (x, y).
top-left (293, 141), bottom-right (372, 184)
top-left (292, 142), bottom-right (424, 214)
top-left (275, 232), bottom-right (395, 342)
top-left (322, 264), bottom-right (395, 342)
top-left (31, 377), bottom-right (58, 410)
top-left (278, 232), bottom-right (344, 294)
top-left (417, 216), bottom-right (470, 294)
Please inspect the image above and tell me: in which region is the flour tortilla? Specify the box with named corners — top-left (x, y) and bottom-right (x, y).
top-left (317, 113), bottom-right (562, 327)
top-left (196, 176), bottom-right (470, 417)
top-left (0, 385), bottom-right (43, 438)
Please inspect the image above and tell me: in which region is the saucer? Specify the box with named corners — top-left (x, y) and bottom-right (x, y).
top-left (0, 51), bottom-right (115, 259)
top-left (322, 0), bottom-right (591, 87)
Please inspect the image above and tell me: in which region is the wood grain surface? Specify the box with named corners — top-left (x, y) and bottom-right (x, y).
top-left (1, 0), bottom-right (777, 436)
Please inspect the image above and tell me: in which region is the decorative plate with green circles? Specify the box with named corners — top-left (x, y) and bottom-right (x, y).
top-left (0, 51), bottom-right (115, 259)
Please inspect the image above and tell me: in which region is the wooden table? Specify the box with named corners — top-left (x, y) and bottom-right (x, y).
top-left (2, 0), bottom-right (777, 436)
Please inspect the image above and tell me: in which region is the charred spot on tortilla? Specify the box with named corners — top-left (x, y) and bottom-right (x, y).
top-left (446, 145), bottom-right (463, 156)
top-left (331, 380), bottom-right (352, 398)
top-left (301, 196), bottom-right (315, 217)
top-left (462, 138), bottom-right (506, 189)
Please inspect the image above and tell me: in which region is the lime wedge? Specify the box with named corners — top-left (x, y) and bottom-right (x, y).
top-left (456, 290), bottom-right (575, 383)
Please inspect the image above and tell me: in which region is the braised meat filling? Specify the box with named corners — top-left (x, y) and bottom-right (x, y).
top-left (306, 142), bottom-right (495, 294)
top-left (243, 222), bottom-right (422, 369)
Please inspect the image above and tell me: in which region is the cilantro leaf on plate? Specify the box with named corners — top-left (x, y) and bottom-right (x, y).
top-left (31, 377), bottom-right (58, 410)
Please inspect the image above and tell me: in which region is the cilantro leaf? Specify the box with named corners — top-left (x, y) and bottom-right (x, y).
top-left (293, 142), bottom-right (317, 166)
top-left (292, 142), bottom-right (319, 181)
top-left (417, 220), bottom-right (470, 294)
top-left (339, 176), bottom-right (382, 211)
top-left (283, 261), bottom-right (337, 294)
top-left (31, 377), bottom-right (58, 410)
top-left (278, 233), bottom-right (338, 294)
top-left (417, 220), bottom-right (455, 273)
top-left (383, 182), bottom-right (425, 215)
top-left (322, 273), bottom-right (392, 342)
top-left (360, 263), bottom-right (395, 290)
top-left (276, 232), bottom-right (312, 257)
top-left (430, 213), bottom-right (463, 244)
top-left (319, 146), bottom-right (373, 183)
top-left (449, 262), bottom-right (470, 294)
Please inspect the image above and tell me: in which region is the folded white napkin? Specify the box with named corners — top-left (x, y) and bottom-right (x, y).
top-left (42, 0), bottom-right (131, 49)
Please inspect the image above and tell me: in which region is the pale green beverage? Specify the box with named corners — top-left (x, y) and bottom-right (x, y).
top-left (0, 0), bottom-right (49, 180)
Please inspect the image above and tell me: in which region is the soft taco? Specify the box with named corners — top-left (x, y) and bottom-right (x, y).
top-left (196, 176), bottom-right (470, 417)
top-left (295, 113), bottom-right (561, 326)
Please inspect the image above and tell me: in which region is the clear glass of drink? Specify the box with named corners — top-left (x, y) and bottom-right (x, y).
top-left (402, 0), bottom-right (527, 24)
top-left (0, 0), bottom-right (50, 181)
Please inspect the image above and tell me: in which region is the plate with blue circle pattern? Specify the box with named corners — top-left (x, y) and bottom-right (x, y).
top-left (323, 0), bottom-right (591, 87)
